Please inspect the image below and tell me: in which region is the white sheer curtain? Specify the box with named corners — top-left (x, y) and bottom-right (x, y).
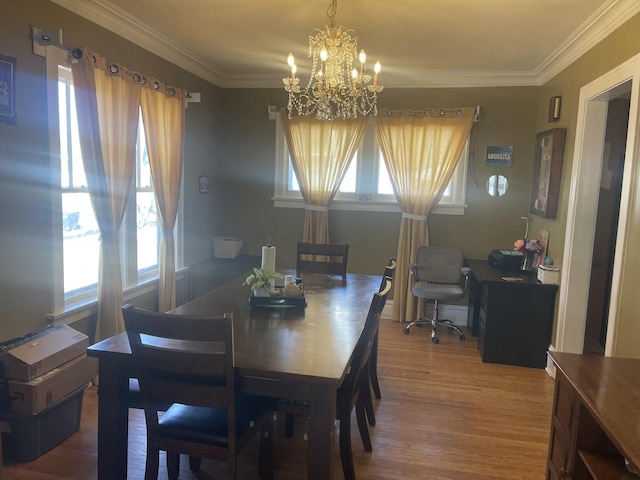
top-left (376, 107), bottom-right (475, 323)
top-left (140, 80), bottom-right (185, 313)
top-left (71, 49), bottom-right (141, 342)
top-left (281, 110), bottom-right (367, 243)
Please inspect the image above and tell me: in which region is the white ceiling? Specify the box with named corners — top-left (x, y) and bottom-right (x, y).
top-left (51, 0), bottom-right (640, 88)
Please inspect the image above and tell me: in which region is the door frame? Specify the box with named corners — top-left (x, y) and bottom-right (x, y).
top-left (555, 53), bottom-right (640, 356)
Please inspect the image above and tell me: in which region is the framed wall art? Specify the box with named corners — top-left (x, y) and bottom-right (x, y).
top-left (530, 128), bottom-right (566, 218)
top-left (0, 53), bottom-right (17, 125)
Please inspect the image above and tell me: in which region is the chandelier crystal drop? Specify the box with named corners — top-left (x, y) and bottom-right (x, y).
top-left (283, 0), bottom-right (383, 121)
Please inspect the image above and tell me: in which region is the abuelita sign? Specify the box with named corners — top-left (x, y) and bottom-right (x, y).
top-left (486, 146), bottom-right (513, 167)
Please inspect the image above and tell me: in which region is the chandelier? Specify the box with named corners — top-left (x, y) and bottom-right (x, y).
top-left (283, 0), bottom-right (383, 121)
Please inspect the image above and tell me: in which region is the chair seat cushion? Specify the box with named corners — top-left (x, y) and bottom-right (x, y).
top-left (412, 282), bottom-right (464, 300)
top-left (158, 395), bottom-right (272, 446)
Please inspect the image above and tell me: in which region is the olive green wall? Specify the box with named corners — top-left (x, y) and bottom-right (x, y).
top-left (2, 1), bottom-right (640, 355)
top-left (533, 12), bottom-right (640, 273)
top-left (534, 12), bottom-right (640, 357)
top-left (0, 0), bottom-right (222, 340)
top-left (216, 86), bottom-right (541, 273)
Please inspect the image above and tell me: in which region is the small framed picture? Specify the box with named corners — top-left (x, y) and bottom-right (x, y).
top-left (199, 176), bottom-right (210, 194)
top-left (0, 53), bottom-right (17, 125)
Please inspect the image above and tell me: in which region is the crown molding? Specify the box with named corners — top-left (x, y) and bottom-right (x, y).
top-left (50, 0), bottom-right (640, 89)
top-left (49, 0), bottom-right (227, 85)
top-left (536, 0), bottom-right (640, 85)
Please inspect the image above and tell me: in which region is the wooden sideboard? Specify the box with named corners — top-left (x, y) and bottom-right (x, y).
top-left (547, 352), bottom-right (640, 479)
top-left (466, 259), bottom-right (558, 368)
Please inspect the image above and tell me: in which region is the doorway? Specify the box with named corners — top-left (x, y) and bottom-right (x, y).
top-left (583, 98), bottom-right (630, 355)
top-left (555, 52), bottom-right (640, 357)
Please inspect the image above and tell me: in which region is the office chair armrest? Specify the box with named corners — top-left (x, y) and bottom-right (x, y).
top-left (461, 267), bottom-right (472, 293)
top-left (409, 262), bottom-right (417, 276)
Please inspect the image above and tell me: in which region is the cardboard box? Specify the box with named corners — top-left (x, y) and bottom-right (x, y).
top-left (537, 265), bottom-right (560, 285)
top-left (2, 324), bottom-right (88, 382)
top-left (8, 354), bottom-right (97, 415)
top-left (0, 385), bottom-right (85, 462)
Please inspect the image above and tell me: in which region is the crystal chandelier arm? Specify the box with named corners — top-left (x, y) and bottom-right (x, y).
top-left (284, 0), bottom-right (382, 120)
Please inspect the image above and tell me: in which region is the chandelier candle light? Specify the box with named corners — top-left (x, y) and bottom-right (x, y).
top-left (283, 0), bottom-right (383, 121)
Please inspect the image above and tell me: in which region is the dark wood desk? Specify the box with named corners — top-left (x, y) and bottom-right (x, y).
top-left (87, 272), bottom-right (380, 480)
top-left (547, 352), bottom-right (640, 479)
top-left (466, 259), bottom-right (558, 368)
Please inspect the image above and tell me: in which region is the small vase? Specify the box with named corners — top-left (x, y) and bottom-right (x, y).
top-left (253, 287), bottom-right (270, 297)
top-left (521, 252), bottom-right (535, 272)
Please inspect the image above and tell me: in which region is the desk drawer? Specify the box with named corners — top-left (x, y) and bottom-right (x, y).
top-left (554, 373), bottom-right (577, 436)
top-left (481, 283), bottom-right (489, 306)
top-left (467, 276), bottom-right (481, 336)
top-left (546, 371), bottom-right (578, 479)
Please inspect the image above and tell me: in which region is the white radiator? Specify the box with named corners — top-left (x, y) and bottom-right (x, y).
top-left (175, 268), bottom-right (190, 307)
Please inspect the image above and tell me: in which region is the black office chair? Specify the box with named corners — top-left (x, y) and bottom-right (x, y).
top-left (403, 246), bottom-right (470, 344)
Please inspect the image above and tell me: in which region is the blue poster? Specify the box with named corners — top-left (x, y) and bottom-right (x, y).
top-left (486, 146), bottom-right (513, 167)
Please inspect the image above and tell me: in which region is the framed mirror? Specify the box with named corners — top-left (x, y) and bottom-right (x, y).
top-left (487, 175), bottom-right (508, 196)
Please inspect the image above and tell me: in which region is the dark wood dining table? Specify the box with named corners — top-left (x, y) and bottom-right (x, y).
top-left (87, 271), bottom-right (380, 480)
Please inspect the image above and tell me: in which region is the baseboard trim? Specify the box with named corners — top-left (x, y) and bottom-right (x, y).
top-left (382, 300), bottom-right (468, 326)
top-left (545, 344), bottom-right (556, 379)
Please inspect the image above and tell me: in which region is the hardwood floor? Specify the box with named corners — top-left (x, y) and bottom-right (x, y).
top-left (2, 319), bottom-right (555, 479)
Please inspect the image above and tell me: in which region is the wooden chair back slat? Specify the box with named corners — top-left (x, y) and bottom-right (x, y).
top-left (296, 241), bottom-right (349, 281)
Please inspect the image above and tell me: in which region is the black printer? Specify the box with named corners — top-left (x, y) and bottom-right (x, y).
top-left (488, 249), bottom-right (524, 270)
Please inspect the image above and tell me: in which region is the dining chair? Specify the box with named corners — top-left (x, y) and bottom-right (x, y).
top-left (371, 258), bottom-right (396, 399)
top-left (122, 304), bottom-right (274, 480)
top-left (296, 241), bottom-right (349, 281)
top-left (361, 258), bottom-right (397, 429)
top-left (349, 257), bottom-right (394, 425)
top-left (277, 278), bottom-right (391, 480)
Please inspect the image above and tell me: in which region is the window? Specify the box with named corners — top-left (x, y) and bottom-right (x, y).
top-left (47, 48), bottom-right (163, 316)
top-left (274, 114), bottom-right (469, 214)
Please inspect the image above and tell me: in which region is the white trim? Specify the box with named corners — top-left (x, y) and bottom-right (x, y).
top-left (49, 0), bottom-right (640, 88)
top-left (272, 197), bottom-right (467, 216)
top-left (545, 345), bottom-right (556, 379)
top-left (556, 52), bottom-right (640, 356)
top-left (273, 114), bottom-right (469, 216)
top-left (46, 47), bottom-right (67, 314)
top-left (536, 0), bottom-right (640, 84)
top-left (47, 279), bottom-right (157, 325)
top-left (437, 304), bottom-right (469, 326)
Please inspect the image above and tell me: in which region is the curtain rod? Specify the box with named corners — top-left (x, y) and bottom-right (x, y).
top-left (384, 105), bottom-right (481, 122)
top-left (31, 26), bottom-right (184, 99)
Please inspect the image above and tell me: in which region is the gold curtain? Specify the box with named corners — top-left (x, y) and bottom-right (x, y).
top-left (375, 107), bottom-right (475, 323)
top-left (140, 80), bottom-right (185, 313)
top-left (71, 49), bottom-right (141, 342)
top-left (281, 110), bottom-right (367, 243)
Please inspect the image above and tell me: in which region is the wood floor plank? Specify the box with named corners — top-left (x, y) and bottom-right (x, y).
top-left (2, 318), bottom-right (555, 479)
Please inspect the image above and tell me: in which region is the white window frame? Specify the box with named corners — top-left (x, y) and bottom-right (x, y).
top-left (45, 47), bottom-right (184, 323)
top-left (273, 114), bottom-right (469, 215)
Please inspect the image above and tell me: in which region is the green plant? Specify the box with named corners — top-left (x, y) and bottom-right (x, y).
top-left (243, 268), bottom-right (284, 292)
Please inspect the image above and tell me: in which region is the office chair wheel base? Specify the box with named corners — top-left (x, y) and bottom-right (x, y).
top-left (403, 326), bottom-right (410, 334)
top-left (459, 334), bottom-right (466, 341)
top-left (431, 336), bottom-right (439, 344)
